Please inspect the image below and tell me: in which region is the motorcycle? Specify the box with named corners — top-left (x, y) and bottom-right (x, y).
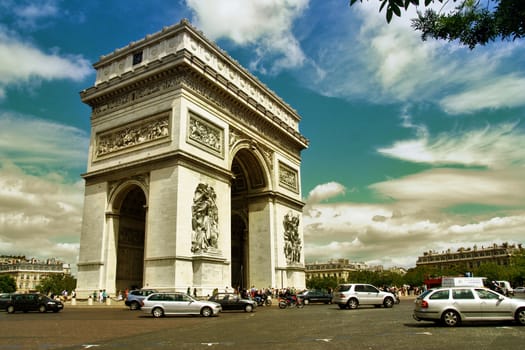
top-left (255, 294), bottom-right (272, 307)
top-left (278, 295), bottom-right (304, 309)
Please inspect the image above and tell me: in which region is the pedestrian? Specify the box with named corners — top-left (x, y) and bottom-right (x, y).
top-left (193, 288), bottom-right (197, 298)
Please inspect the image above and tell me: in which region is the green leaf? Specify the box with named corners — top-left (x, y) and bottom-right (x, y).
top-left (393, 4), bottom-right (402, 17)
top-left (380, 0), bottom-right (388, 12)
top-left (387, 8), bottom-right (393, 22)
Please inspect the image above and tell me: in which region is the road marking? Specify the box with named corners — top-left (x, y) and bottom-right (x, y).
top-left (415, 332), bottom-right (432, 335)
top-left (316, 339), bottom-right (333, 342)
top-left (82, 345), bottom-right (100, 349)
top-left (201, 343), bottom-right (220, 346)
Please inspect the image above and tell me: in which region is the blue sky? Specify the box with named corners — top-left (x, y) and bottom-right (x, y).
top-left (1, 0), bottom-right (524, 271)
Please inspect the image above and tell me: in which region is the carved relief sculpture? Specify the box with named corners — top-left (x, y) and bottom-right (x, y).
top-left (191, 183), bottom-right (220, 253)
top-left (96, 115), bottom-right (169, 157)
top-left (188, 113), bottom-right (223, 156)
top-left (283, 211), bottom-right (301, 264)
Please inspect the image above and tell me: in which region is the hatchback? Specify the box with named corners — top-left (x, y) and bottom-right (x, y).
top-left (413, 287), bottom-right (525, 327)
top-left (332, 283), bottom-right (396, 309)
top-left (208, 293), bottom-right (256, 312)
top-left (142, 292), bottom-right (221, 317)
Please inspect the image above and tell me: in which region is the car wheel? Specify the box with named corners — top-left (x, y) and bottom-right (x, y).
top-left (303, 299), bottom-right (309, 305)
top-left (130, 301), bottom-right (140, 310)
top-left (152, 307), bottom-right (164, 318)
top-left (347, 298), bottom-right (358, 309)
top-left (244, 304), bottom-right (253, 312)
top-left (515, 308), bottom-right (525, 325)
top-left (39, 305), bottom-right (47, 313)
top-left (441, 310), bottom-right (460, 327)
top-left (383, 297), bottom-right (394, 308)
top-left (201, 307), bottom-right (213, 317)
top-left (7, 305), bottom-right (15, 314)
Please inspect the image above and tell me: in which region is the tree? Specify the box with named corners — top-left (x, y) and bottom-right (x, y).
top-left (36, 274), bottom-right (76, 296)
top-left (0, 275), bottom-right (17, 293)
top-left (350, 0), bottom-right (525, 49)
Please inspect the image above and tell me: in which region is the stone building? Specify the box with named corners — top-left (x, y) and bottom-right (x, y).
top-left (305, 259), bottom-right (382, 280)
top-left (76, 20), bottom-right (308, 298)
top-left (416, 243), bottom-right (524, 270)
top-left (0, 256), bottom-right (71, 293)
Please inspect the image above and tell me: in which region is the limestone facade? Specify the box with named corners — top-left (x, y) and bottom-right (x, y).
top-left (76, 20), bottom-right (308, 298)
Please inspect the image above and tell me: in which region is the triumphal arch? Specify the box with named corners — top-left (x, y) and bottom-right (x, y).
top-left (75, 20), bottom-right (308, 298)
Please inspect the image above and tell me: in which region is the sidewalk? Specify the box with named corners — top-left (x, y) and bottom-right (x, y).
top-left (66, 298), bottom-right (128, 308)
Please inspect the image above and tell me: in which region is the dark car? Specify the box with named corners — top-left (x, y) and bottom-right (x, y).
top-left (298, 289), bottom-right (332, 304)
top-left (0, 293), bottom-right (13, 311)
top-left (125, 289), bottom-right (157, 310)
top-left (208, 293), bottom-right (256, 312)
top-left (6, 293), bottom-right (64, 313)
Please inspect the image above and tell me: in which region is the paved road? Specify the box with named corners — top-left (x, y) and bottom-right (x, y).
top-left (1, 298), bottom-right (524, 349)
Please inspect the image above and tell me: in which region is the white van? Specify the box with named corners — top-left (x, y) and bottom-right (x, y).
top-left (497, 281), bottom-right (514, 296)
top-left (441, 277), bottom-right (485, 288)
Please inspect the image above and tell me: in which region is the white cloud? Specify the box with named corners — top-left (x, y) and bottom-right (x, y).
top-left (440, 74), bottom-right (525, 114)
top-left (0, 113), bottom-right (88, 271)
top-left (305, 181), bottom-right (346, 204)
top-left (0, 161), bottom-right (83, 270)
top-left (0, 111), bottom-right (89, 171)
top-left (298, 2), bottom-right (525, 114)
top-left (378, 121), bottom-right (525, 169)
top-left (185, 0), bottom-right (308, 73)
top-left (0, 27), bottom-right (91, 98)
top-left (303, 189), bottom-right (525, 267)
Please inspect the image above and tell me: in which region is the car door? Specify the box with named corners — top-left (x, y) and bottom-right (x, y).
top-left (475, 288), bottom-right (513, 320)
top-left (451, 288), bottom-right (481, 320)
top-left (363, 284), bottom-right (382, 305)
top-left (354, 284), bottom-right (379, 305)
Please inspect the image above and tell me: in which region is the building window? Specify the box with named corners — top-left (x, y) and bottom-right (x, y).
top-left (133, 51), bottom-right (143, 65)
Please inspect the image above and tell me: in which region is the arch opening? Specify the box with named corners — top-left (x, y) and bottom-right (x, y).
top-left (115, 186), bottom-right (147, 291)
top-left (230, 148), bottom-right (268, 290)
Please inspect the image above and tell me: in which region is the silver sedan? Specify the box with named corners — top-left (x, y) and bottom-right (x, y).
top-left (142, 292), bottom-right (222, 317)
top-left (413, 287), bottom-right (525, 327)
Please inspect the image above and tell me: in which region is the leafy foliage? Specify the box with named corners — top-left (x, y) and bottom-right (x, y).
top-left (0, 275), bottom-right (17, 293)
top-left (350, 0), bottom-right (525, 48)
top-left (35, 274), bottom-right (77, 296)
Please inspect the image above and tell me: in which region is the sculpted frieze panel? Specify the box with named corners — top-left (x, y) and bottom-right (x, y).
top-left (187, 112), bottom-right (224, 157)
top-left (95, 113), bottom-right (170, 159)
top-left (278, 162), bottom-right (298, 192)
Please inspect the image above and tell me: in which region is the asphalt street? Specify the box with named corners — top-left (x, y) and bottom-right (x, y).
top-left (1, 297), bottom-right (524, 350)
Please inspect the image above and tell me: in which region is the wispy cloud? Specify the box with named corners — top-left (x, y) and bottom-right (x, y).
top-left (0, 27), bottom-right (91, 99)
top-left (378, 120), bottom-right (525, 169)
top-left (185, 0), bottom-right (308, 74)
top-left (0, 111), bottom-right (89, 173)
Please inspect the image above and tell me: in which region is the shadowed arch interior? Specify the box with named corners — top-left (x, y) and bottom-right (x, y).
top-left (116, 186), bottom-right (146, 291)
top-left (231, 148), bottom-right (267, 290)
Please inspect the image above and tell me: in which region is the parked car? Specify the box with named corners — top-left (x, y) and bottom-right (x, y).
top-left (0, 293), bottom-right (13, 311)
top-left (297, 289), bottom-right (332, 304)
top-left (208, 293), bottom-right (256, 312)
top-left (332, 283), bottom-right (396, 309)
top-left (6, 293), bottom-right (63, 313)
top-left (142, 292), bottom-right (221, 317)
top-left (413, 287), bottom-right (525, 327)
top-left (514, 287), bottom-right (525, 294)
top-left (125, 289), bottom-right (157, 310)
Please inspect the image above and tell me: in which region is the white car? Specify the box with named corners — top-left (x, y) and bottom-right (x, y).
top-left (332, 283), bottom-right (396, 309)
top-left (142, 292), bottom-right (222, 317)
top-left (413, 287), bottom-right (525, 327)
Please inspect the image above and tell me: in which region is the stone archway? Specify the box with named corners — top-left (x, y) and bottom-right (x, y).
top-left (230, 147), bottom-right (268, 289)
top-left (76, 21), bottom-right (308, 298)
top-left (114, 186), bottom-right (147, 291)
